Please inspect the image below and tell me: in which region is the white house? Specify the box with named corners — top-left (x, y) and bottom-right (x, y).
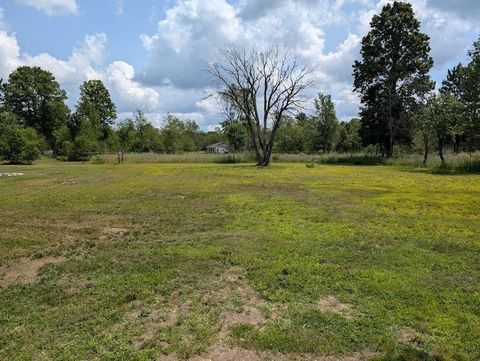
top-left (206, 142), bottom-right (229, 154)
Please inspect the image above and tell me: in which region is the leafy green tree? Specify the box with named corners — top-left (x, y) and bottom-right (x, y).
top-left (69, 122), bottom-right (100, 161)
top-left (440, 64), bottom-right (468, 152)
top-left (199, 129), bottom-right (224, 150)
top-left (353, 1), bottom-right (434, 157)
top-left (311, 93), bottom-right (339, 153)
top-left (429, 94), bottom-right (465, 164)
top-left (463, 37), bottom-right (480, 152)
top-left (161, 114), bottom-right (188, 153)
top-left (3, 66), bottom-right (69, 148)
top-left (76, 80), bottom-right (117, 142)
top-left (53, 125), bottom-right (73, 158)
top-left (274, 117), bottom-right (305, 153)
top-left (117, 119), bottom-right (136, 152)
top-left (440, 64), bottom-right (467, 99)
top-left (221, 119), bottom-right (248, 154)
top-left (336, 119), bottom-right (362, 155)
top-left (414, 101), bottom-right (434, 165)
top-left (0, 112), bottom-right (41, 164)
top-left (184, 120), bottom-right (201, 151)
top-left (132, 110), bottom-right (164, 152)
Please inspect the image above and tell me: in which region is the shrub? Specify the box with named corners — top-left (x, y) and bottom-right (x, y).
top-left (68, 133), bottom-right (98, 161)
top-left (0, 121), bottom-right (41, 164)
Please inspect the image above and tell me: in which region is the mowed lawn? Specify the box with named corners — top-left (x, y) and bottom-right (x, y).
top-left (0, 159), bottom-right (479, 361)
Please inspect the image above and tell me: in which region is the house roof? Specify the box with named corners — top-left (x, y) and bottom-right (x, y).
top-left (206, 142), bottom-right (229, 148)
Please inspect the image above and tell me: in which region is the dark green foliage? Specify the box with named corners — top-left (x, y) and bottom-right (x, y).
top-left (440, 37), bottom-right (480, 153)
top-left (221, 119), bottom-right (248, 153)
top-left (353, 1), bottom-right (434, 157)
top-left (274, 99), bottom-right (347, 155)
top-left (131, 110), bottom-right (164, 152)
top-left (161, 114), bottom-right (201, 153)
top-left (0, 112), bottom-right (41, 164)
top-left (440, 63), bottom-right (466, 99)
top-left (274, 116), bottom-right (306, 153)
top-left (336, 118), bottom-right (362, 154)
top-left (3, 66), bottom-right (69, 148)
top-left (462, 37), bottom-right (480, 151)
top-left (310, 93), bottom-right (339, 153)
top-left (429, 94), bottom-right (465, 164)
top-left (76, 80), bottom-right (117, 142)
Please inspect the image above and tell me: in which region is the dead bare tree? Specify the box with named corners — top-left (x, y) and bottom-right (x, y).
top-left (208, 46), bottom-right (311, 166)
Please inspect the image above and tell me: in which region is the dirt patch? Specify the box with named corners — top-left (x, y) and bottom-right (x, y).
top-left (190, 346), bottom-right (371, 361)
top-left (132, 267), bottom-right (367, 361)
top-left (397, 327), bottom-right (427, 346)
top-left (316, 296), bottom-right (353, 319)
top-left (0, 255), bottom-right (67, 288)
top-left (135, 302), bottom-right (187, 348)
top-left (100, 227), bottom-right (128, 240)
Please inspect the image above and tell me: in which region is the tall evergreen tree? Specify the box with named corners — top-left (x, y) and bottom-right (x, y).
top-left (353, 1), bottom-right (434, 157)
top-left (440, 64), bottom-right (467, 99)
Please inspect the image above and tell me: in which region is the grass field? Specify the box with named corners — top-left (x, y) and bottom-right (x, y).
top-left (0, 158), bottom-right (479, 360)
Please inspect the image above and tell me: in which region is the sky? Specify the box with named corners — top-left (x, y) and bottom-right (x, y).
top-left (0, 0), bottom-right (479, 130)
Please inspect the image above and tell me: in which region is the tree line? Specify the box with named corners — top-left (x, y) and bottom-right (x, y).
top-left (0, 66), bottom-right (223, 163)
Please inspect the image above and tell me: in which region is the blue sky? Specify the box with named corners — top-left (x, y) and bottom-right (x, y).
top-left (1, 0), bottom-right (479, 129)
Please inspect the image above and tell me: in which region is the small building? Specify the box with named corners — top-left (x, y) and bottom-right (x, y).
top-left (206, 142), bottom-right (229, 154)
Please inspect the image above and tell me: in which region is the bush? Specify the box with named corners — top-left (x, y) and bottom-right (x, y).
top-left (0, 121), bottom-right (41, 164)
top-left (68, 133), bottom-right (99, 161)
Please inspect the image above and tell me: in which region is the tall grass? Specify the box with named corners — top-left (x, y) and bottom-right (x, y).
top-left (92, 151), bottom-right (480, 173)
top-left (96, 152), bottom-right (257, 164)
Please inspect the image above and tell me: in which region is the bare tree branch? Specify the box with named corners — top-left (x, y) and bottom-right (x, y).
top-left (207, 44), bottom-right (311, 166)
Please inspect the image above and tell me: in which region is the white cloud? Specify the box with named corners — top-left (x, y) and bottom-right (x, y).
top-left (3, 0), bottom-right (480, 129)
top-left (138, 0), bottom-right (242, 89)
top-left (18, 0), bottom-right (79, 16)
top-left (105, 61), bottom-right (159, 112)
top-left (138, 0), bottom-right (363, 121)
top-left (23, 33), bottom-right (106, 85)
top-left (0, 30), bottom-right (21, 79)
top-left (0, 27), bottom-right (162, 118)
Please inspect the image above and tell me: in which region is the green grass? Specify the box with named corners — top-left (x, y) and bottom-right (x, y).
top-left (0, 158), bottom-right (479, 360)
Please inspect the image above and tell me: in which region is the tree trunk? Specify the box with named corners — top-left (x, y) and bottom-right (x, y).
top-left (387, 118), bottom-right (394, 158)
top-left (438, 139), bottom-right (445, 165)
top-left (454, 135), bottom-right (460, 153)
top-left (422, 134), bottom-right (429, 165)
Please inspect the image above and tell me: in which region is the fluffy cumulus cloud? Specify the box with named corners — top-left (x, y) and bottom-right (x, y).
top-left (18, 0), bottom-right (80, 16)
top-left (1, 1), bottom-right (480, 128)
top-left (139, 0), bottom-right (242, 89)
top-left (23, 33), bottom-right (107, 85)
top-left (137, 0), bottom-right (368, 121)
top-left (105, 61), bottom-right (159, 112)
top-left (0, 24), bottom-right (160, 122)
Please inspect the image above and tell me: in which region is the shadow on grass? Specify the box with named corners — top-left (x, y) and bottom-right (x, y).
top-left (370, 345), bottom-right (447, 361)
